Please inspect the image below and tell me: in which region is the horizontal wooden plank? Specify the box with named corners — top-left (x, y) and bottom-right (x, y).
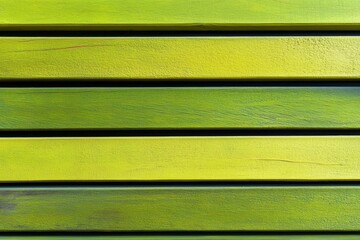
top-left (2, 37), bottom-right (360, 80)
top-left (1, 87), bottom-right (360, 130)
top-left (1, 237), bottom-right (360, 240)
top-left (2, 0), bottom-right (360, 30)
top-left (2, 136), bottom-right (360, 181)
top-left (2, 186), bottom-right (360, 230)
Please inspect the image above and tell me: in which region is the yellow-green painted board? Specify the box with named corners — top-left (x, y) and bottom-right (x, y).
top-left (2, 187), bottom-right (360, 230)
top-left (2, 37), bottom-right (360, 80)
top-left (1, 87), bottom-right (360, 129)
top-left (2, 136), bottom-right (360, 181)
top-left (2, 0), bottom-right (360, 30)
top-left (2, 237), bottom-right (360, 240)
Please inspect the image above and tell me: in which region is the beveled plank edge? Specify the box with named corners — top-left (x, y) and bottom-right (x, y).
top-left (0, 236), bottom-right (359, 240)
top-left (2, 23), bottom-right (360, 31)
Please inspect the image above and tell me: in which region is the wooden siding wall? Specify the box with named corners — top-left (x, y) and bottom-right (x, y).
top-left (1, 1), bottom-right (360, 240)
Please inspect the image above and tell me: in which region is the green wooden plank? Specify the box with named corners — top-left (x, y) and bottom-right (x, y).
top-left (2, 187), bottom-right (360, 231)
top-left (2, 0), bottom-right (360, 30)
top-left (0, 87), bottom-right (359, 130)
top-left (2, 37), bottom-right (360, 80)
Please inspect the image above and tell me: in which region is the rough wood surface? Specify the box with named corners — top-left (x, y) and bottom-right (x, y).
top-left (0, 87), bottom-right (359, 129)
top-left (1, 136), bottom-right (360, 181)
top-left (2, 37), bottom-right (360, 80)
top-left (2, 0), bottom-right (360, 30)
top-left (2, 187), bottom-right (360, 231)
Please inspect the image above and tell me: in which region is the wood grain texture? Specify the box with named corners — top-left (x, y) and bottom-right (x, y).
top-left (2, 136), bottom-right (360, 181)
top-left (2, 237), bottom-right (360, 240)
top-left (2, 187), bottom-right (360, 231)
top-left (2, 0), bottom-right (360, 30)
top-left (2, 37), bottom-right (360, 80)
top-left (1, 87), bottom-right (360, 129)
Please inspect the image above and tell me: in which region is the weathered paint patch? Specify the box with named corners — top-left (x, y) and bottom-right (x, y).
top-left (0, 87), bottom-right (359, 129)
top-left (1, 187), bottom-right (360, 231)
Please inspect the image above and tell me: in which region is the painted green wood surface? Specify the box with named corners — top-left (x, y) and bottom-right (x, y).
top-left (2, 136), bottom-right (360, 181)
top-left (2, 37), bottom-right (360, 80)
top-left (2, 237), bottom-right (360, 240)
top-left (2, 187), bottom-right (360, 231)
top-left (2, 0), bottom-right (360, 30)
top-left (0, 87), bottom-right (360, 129)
